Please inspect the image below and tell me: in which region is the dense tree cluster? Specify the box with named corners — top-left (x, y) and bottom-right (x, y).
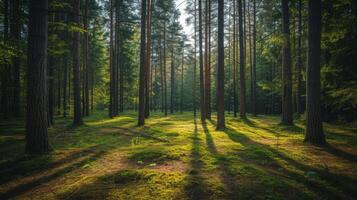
top-left (0, 0), bottom-right (355, 153)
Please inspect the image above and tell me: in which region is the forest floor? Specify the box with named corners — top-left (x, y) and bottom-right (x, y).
top-left (0, 111), bottom-right (356, 200)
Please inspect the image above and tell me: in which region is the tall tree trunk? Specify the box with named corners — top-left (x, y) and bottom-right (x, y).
top-left (305, 0), bottom-right (325, 145)
top-left (281, 0), bottom-right (293, 125)
top-left (233, 0), bottom-right (237, 117)
top-left (72, 0), bottom-right (83, 125)
top-left (180, 49), bottom-right (184, 114)
top-left (48, 12), bottom-right (55, 126)
top-left (170, 49), bottom-right (174, 114)
top-left (10, 0), bottom-right (21, 117)
top-left (238, 0), bottom-right (246, 118)
top-left (145, 0), bottom-right (152, 118)
top-left (26, 0), bottom-right (50, 154)
top-left (193, 0), bottom-right (197, 117)
top-left (217, 0), bottom-right (225, 130)
top-left (160, 41), bottom-right (164, 113)
top-left (296, 0), bottom-right (303, 115)
top-left (252, 0), bottom-right (257, 116)
top-left (199, 0), bottom-right (206, 122)
top-left (83, 0), bottom-right (89, 116)
top-left (204, 0), bottom-right (211, 119)
top-left (109, 0), bottom-right (115, 118)
top-left (163, 23), bottom-right (167, 116)
top-left (138, 0), bottom-right (147, 125)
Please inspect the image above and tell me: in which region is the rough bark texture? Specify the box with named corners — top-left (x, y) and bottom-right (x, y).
top-left (238, 0), bottom-right (246, 118)
top-left (72, 0), bottom-right (83, 125)
top-left (233, 0), bottom-right (237, 117)
top-left (1, 0), bottom-right (9, 119)
top-left (193, 0), bottom-right (197, 117)
top-left (281, 0), bottom-right (293, 125)
top-left (163, 23), bottom-right (167, 116)
top-left (138, 0), bottom-right (147, 125)
top-left (199, 0), bottom-right (206, 122)
top-left (216, 0), bottom-right (225, 130)
top-left (204, 0), bottom-right (211, 119)
top-left (145, 0), bottom-right (152, 118)
top-left (26, 0), bottom-right (50, 154)
top-left (305, 0), bottom-right (325, 145)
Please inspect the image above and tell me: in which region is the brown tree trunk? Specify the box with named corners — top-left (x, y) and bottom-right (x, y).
top-left (72, 0), bottom-right (83, 125)
top-left (199, 0), bottom-right (206, 122)
top-left (138, 0), bottom-right (147, 125)
top-left (170, 49), bottom-right (175, 114)
top-left (145, 0), bottom-right (152, 118)
top-left (238, 0), bottom-right (246, 118)
top-left (204, 0), bottom-right (211, 119)
top-left (83, 0), bottom-right (89, 116)
top-left (180, 49), bottom-right (184, 114)
top-left (109, 0), bottom-right (115, 118)
top-left (163, 23), bottom-right (167, 116)
top-left (281, 0), bottom-right (293, 125)
top-left (26, 0), bottom-right (50, 154)
top-left (216, 0), bottom-right (225, 130)
top-left (304, 0), bottom-right (325, 145)
top-left (193, 0), bottom-right (197, 117)
top-left (233, 0), bottom-right (237, 117)
top-left (1, 0), bottom-right (9, 119)
top-left (252, 0), bottom-right (257, 116)
top-left (296, 0), bottom-right (303, 115)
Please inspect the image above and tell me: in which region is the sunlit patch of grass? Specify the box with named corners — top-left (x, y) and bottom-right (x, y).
top-left (0, 110), bottom-right (356, 199)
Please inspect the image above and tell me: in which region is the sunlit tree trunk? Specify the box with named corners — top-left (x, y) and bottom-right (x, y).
top-left (199, 0), bottom-right (206, 122)
top-left (238, 0), bottom-right (246, 118)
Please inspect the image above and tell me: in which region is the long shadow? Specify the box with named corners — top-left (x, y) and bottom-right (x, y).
top-left (0, 146), bottom-right (99, 186)
top-left (0, 149), bottom-right (106, 199)
top-left (202, 121), bottom-right (238, 199)
top-left (323, 144), bottom-right (357, 162)
top-left (223, 127), bottom-right (357, 199)
top-left (184, 119), bottom-right (210, 200)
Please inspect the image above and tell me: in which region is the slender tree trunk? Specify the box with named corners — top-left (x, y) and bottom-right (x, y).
top-left (63, 53), bottom-right (68, 118)
top-left (296, 0), bottom-right (303, 115)
top-left (83, 0), bottom-right (89, 116)
top-left (170, 49), bottom-right (174, 114)
top-left (159, 41), bottom-right (164, 113)
top-left (252, 0), bottom-right (257, 116)
top-left (281, 0), bottom-right (293, 125)
top-left (180, 49), bottom-right (184, 114)
top-left (305, 0), bottom-right (325, 145)
top-left (217, 0), bottom-right (225, 130)
top-left (163, 23), bottom-right (167, 116)
top-left (145, 0), bottom-right (152, 118)
top-left (10, 0), bottom-right (21, 117)
top-left (26, 0), bottom-right (50, 154)
top-left (193, 0), bottom-right (197, 117)
top-left (109, 0), bottom-right (114, 118)
top-left (48, 12), bottom-right (55, 126)
top-left (57, 65), bottom-right (61, 115)
top-left (199, 0), bottom-right (206, 122)
top-left (72, 0), bottom-right (83, 125)
top-left (233, 1), bottom-right (238, 117)
top-left (138, 0), bottom-right (147, 126)
top-left (238, 0), bottom-right (246, 118)
top-left (204, 0), bottom-right (211, 119)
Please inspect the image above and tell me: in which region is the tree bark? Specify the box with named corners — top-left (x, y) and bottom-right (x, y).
top-left (296, 0), bottom-right (303, 115)
top-left (238, 0), bottom-right (246, 118)
top-left (145, 0), bottom-right (152, 118)
top-left (193, 0), bottom-right (197, 117)
top-left (1, 0), bottom-right (9, 119)
top-left (252, 0), bottom-right (257, 116)
top-left (216, 0), bottom-right (225, 130)
top-left (199, 0), bottom-right (206, 122)
top-left (72, 0), bottom-right (83, 125)
top-left (83, 0), bottom-right (89, 116)
top-left (305, 0), bottom-right (325, 145)
top-left (281, 0), bottom-right (293, 125)
top-left (138, 0), bottom-right (147, 125)
top-left (26, 0), bottom-right (50, 154)
top-left (170, 49), bottom-right (175, 114)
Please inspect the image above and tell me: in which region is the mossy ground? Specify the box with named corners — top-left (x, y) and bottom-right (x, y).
top-left (0, 111), bottom-right (356, 200)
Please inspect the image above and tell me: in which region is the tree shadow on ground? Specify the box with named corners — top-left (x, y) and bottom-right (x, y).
top-left (201, 121), bottom-right (238, 199)
top-left (223, 126), bottom-right (357, 199)
top-left (0, 146), bottom-right (106, 199)
top-left (184, 119), bottom-right (211, 200)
